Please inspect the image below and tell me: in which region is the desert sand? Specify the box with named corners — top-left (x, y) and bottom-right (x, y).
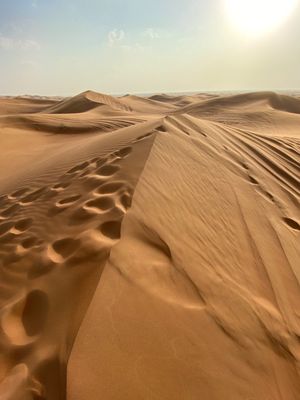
top-left (0, 90), bottom-right (299, 399)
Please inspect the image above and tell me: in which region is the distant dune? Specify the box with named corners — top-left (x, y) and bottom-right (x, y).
top-left (0, 90), bottom-right (299, 400)
top-left (178, 91), bottom-right (300, 114)
top-left (43, 90), bottom-right (132, 114)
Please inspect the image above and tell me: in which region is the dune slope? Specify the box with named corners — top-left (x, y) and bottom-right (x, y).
top-left (0, 91), bottom-right (299, 400)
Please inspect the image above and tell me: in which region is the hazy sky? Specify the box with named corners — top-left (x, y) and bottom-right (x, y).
top-left (0, 0), bottom-right (299, 95)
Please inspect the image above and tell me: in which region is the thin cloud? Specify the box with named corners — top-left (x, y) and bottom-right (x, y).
top-left (143, 28), bottom-right (160, 39)
top-left (21, 39), bottom-right (41, 50)
top-left (121, 43), bottom-right (146, 53)
top-left (21, 60), bottom-right (39, 68)
top-left (0, 35), bottom-right (41, 50)
top-left (107, 29), bottom-right (125, 46)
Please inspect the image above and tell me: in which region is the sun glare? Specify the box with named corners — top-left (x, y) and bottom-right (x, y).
top-left (225, 0), bottom-right (298, 36)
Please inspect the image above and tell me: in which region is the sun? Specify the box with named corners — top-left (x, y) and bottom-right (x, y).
top-left (225, 0), bottom-right (298, 37)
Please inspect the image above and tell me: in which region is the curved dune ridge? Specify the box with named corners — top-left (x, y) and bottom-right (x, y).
top-left (0, 90), bottom-right (299, 400)
top-left (0, 91), bottom-right (145, 134)
top-left (178, 91), bottom-right (300, 114)
top-left (42, 90), bottom-right (132, 114)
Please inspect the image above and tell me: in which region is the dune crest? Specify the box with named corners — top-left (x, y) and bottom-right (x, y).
top-left (42, 90), bottom-right (132, 114)
top-left (0, 91), bottom-right (299, 400)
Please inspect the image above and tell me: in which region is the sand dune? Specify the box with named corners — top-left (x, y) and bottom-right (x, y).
top-left (120, 94), bottom-right (176, 114)
top-left (178, 91), bottom-right (300, 115)
top-left (0, 91), bottom-right (144, 135)
top-left (0, 98), bottom-right (58, 116)
top-left (0, 90), bottom-right (299, 399)
top-left (43, 90), bottom-right (132, 114)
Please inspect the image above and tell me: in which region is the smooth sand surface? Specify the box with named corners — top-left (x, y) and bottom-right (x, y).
top-left (0, 90), bottom-right (299, 399)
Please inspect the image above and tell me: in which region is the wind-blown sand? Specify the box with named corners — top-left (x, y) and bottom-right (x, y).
top-left (0, 90), bottom-right (299, 400)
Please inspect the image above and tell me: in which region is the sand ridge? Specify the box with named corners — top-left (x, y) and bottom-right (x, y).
top-left (0, 90), bottom-right (299, 399)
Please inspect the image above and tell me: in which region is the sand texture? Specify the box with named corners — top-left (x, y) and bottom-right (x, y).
top-left (0, 90), bottom-right (299, 399)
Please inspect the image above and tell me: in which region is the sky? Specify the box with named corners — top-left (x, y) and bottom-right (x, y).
top-left (0, 0), bottom-right (299, 95)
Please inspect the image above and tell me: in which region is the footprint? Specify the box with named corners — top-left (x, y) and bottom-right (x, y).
top-left (22, 290), bottom-right (49, 336)
top-left (69, 208), bottom-right (94, 224)
top-left (265, 192), bottom-right (275, 202)
top-left (51, 238), bottom-right (81, 259)
top-left (99, 220), bottom-right (121, 240)
top-left (0, 195), bottom-right (8, 207)
top-left (78, 169), bottom-right (91, 178)
top-left (182, 129), bottom-right (190, 136)
top-left (57, 194), bottom-right (81, 207)
top-left (22, 236), bottom-right (38, 249)
top-left (1, 290), bottom-right (48, 345)
top-left (249, 176), bottom-right (259, 185)
top-left (51, 181), bottom-right (71, 191)
top-left (66, 161), bottom-right (89, 175)
top-left (120, 193), bottom-right (132, 210)
top-left (96, 157), bottom-right (108, 168)
top-left (283, 217), bottom-right (300, 231)
top-left (96, 164), bottom-right (120, 177)
top-left (85, 196), bottom-right (114, 212)
top-left (0, 232), bottom-right (17, 244)
top-left (21, 187), bottom-right (47, 204)
top-left (10, 188), bottom-right (30, 199)
top-left (1, 204), bottom-right (21, 217)
top-left (114, 146), bottom-right (132, 158)
top-left (133, 132), bottom-right (154, 143)
top-left (82, 176), bottom-right (105, 191)
top-left (14, 218), bottom-right (33, 233)
top-left (96, 181), bottom-right (125, 195)
top-left (47, 205), bottom-right (66, 217)
top-left (0, 221), bottom-right (15, 236)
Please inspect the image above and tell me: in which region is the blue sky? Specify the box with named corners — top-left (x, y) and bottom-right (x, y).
top-left (0, 0), bottom-right (299, 95)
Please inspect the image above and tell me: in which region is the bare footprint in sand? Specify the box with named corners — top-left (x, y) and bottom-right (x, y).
top-left (98, 220), bottom-right (121, 240)
top-left (96, 157), bottom-right (108, 168)
top-left (95, 164), bottom-right (120, 177)
top-left (248, 175), bottom-right (259, 185)
top-left (66, 161), bottom-right (89, 175)
top-left (10, 188), bottom-right (30, 199)
top-left (22, 290), bottom-right (49, 336)
top-left (134, 132), bottom-right (154, 142)
top-left (120, 193), bottom-right (132, 210)
top-left (114, 146), bottom-right (132, 158)
top-left (51, 181), bottom-right (71, 192)
top-left (0, 221), bottom-right (15, 236)
top-left (56, 194), bottom-right (81, 207)
top-left (89, 157), bottom-right (99, 164)
top-left (21, 236), bottom-right (40, 249)
top-left (1, 290), bottom-right (48, 345)
top-left (95, 181), bottom-right (125, 195)
top-left (68, 207), bottom-right (94, 225)
top-left (156, 125), bottom-right (167, 132)
top-left (48, 193), bottom-right (80, 215)
top-left (49, 238), bottom-right (81, 262)
top-left (0, 195), bottom-right (9, 208)
top-left (21, 187), bottom-right (48, 204)
top-left (14, 218), bottom-right (33, 233)
top-left (78, 169), bottom-right (91, 178)
top-left (283, 217), bottom-right (300, 231)
top-left (82, 176), bottom-right (105, 191)
top-left (84, 196), bottom-right (115, 213)
top-left (1, 204), bottom-right (21, 218)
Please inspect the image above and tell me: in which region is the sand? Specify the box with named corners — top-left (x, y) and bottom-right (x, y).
top-left (0, 90), bottom-right (299, 399)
